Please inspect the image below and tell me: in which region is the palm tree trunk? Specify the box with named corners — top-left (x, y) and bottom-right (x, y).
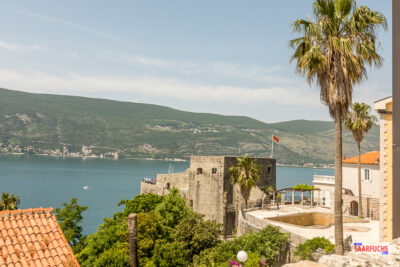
top-left (358, 142), bottom-right (362, 217)
top-left (334, 107), bottom-right (344, 255)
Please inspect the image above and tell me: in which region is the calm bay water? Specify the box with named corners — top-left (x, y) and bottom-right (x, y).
top-left (0, 155), bottom-right (333, 234)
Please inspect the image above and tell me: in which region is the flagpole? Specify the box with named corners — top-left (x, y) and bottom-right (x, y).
top-left (270, 135), bottom-right (274, 158)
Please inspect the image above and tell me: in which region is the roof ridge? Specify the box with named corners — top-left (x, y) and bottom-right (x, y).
top-left (0, 207), bottom-right (54, 217)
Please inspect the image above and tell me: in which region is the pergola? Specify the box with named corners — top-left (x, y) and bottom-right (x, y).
top-left (274, 187), bottom-right (321, 207)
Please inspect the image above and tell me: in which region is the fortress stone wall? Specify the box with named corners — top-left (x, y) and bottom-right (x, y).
top-left (141, 155), bottom-right (276, 237)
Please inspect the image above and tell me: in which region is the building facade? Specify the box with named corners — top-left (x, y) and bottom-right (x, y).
top-left (141, 156), bottom-right (276, 238)
top-left (375, 96), bottom-right (393, 242)
top-left (313, 151), bottom-right (380, 220)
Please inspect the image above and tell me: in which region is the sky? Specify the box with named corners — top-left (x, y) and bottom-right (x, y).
top-left (0, 0), bottom-right (392, 123)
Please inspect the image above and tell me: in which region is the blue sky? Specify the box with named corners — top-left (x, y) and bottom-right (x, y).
top-left (0, 0), bottom-right (392, 123)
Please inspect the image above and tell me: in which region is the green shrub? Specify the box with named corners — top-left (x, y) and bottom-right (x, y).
top-left (194, 225), bottom-right (290, 266)
top-left (151, 241), bottom-right (189, 267)
top-left (294, 237), bottom-right (335, 260)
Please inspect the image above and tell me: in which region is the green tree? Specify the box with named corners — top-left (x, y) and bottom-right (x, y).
top-left (151, 241), bottom-right (189, 267)
top-left (55, 198), bottom-right (88, 251)
top-left (78, 190), bottom-right (195, 266)
top-left (174, 213), bottom-right (222, 260)
top-left (137, 211), bottom-right (165, 266)
top-left (155, 188), bottom-right (191, 237)
top-left (344, 102), bottom-right (377, 216)
top-left (118, 193), bottom-right (164, 216)
top-left (229, 155), bottom-right (262, 208)
top-left (77, 216), bottom-right (129, 267)
top-left (94, 245), bottom-right (130, 267)
top-left (289, 0), bottom-right (387, 254)
top-left (0, 192), bottom-right (20, 211)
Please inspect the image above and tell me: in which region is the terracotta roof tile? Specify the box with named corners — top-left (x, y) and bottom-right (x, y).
top-left (0, 208), bottom-right (80, 267)
top-left (343, 151), bottom-right (380, 165)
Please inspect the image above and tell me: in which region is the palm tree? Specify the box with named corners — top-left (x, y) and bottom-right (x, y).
top-left (344, 102), bottom-right (377, 217)
top-left (0, 192), bottom-right (20, 211)
top-left (289, 0), bottom-right (387, 254)
top-left (229, 155), bottom-right (262, 209)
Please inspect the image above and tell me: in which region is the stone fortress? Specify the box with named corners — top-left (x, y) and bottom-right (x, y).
top-left (141, 156), bottom-right (276, 238)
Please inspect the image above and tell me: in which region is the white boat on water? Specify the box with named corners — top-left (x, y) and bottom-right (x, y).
top-left (83, 186), bottom-right (89, 190)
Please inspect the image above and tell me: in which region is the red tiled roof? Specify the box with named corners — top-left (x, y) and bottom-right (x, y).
top-left (0, 207), bottom-right (80, 267)
top-left (343, 151), bottom-right (380, 165)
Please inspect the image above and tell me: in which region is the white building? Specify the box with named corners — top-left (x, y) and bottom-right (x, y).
top-left (313, 151), bottom-right (380, 219)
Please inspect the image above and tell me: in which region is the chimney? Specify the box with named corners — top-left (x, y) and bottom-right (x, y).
top-left (128, 213), bottom-right (138, 267)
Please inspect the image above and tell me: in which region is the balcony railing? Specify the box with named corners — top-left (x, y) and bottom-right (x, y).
top-left (313, 175), bottom-right (335, 185)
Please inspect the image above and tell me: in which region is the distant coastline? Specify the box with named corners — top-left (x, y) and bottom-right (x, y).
top-left (0, 152), bottom-right (336, 168)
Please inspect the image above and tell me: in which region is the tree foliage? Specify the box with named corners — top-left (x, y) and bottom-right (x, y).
top-left (77, 190), bottom-right (204, 266)
top-left (155, 188), bottom-right (192, 237)
top-left (290, 0), bottom-right (387, 119)
top-left (292, 184), bottom-right (319, 190)
top-left (295, 237), bottom-right (335, 260)
top-left (55, 198), bottom-right (88, 250)
top-left (151, 241), bottom-right (189, 267)
top-left (195, 225), bottom-right (290, 266)
top-left (118, 193), bottom-right (164, 216)
top-left (0, 192), bottom-right (20, 211)
top-left (174, 213), bottom-right (222, 260)
top-left (345, 102), bottom-right (377, 143)
top-left (230, 155), bottom-right (262, 206)
top-left (137, 211), bottom-right (164, 266)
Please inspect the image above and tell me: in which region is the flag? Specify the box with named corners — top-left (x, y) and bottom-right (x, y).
top-left (273, 136), bottom-right (280, 142)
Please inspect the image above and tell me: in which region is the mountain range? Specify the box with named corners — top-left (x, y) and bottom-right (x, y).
top-left (0, 88), bottom-right (379, 165)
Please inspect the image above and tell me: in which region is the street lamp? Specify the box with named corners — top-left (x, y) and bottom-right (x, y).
top-left (237, 251), bottom-right (248, 266)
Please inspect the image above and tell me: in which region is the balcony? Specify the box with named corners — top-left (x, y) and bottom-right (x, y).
top-left (313, 175), bottom-right (335, 185)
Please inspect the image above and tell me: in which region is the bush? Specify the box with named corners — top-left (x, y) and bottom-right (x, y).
top-left (151, 241), bottom-right (189, 267)
top-left (174, 213), bottom-right (222, 259)
top-left (195, 225), bottom-right (290, 266)
top-left (294, 237), bottom-right (335, 260)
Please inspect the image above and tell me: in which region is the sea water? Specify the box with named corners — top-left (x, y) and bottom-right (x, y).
top-left (0, 155), bottom-right (333, 234)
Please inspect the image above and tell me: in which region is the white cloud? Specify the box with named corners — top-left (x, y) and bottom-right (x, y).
top-left (98, 52), bottom-right (295, 86)
top-left (0, 68), bottom-right (320, 107)
top-left (0, 40), bottom-right (40, 51)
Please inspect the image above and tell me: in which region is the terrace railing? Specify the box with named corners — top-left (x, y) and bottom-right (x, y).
top-left (313, 175), bottom-right (335, 185)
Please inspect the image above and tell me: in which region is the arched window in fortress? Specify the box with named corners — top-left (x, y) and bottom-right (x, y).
top-left (212, 168), bottom-right (217, 174)
top-left (197, 168), bottom-right (203, 174)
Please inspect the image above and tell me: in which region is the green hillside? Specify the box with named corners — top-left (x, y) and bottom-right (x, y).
top-left (0, 88), bottom-right (379, 165)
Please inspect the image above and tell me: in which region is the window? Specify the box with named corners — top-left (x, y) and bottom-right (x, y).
top-left (267, 167), bottom-right (272, 174)
top-left (363, 169), bottom-right (371, 181)
top-left (197, 168), bottom-right (203, 175)
top-left (212, 168), bottom-right (217, 174)
top-left (166, 183), bottom-right (170, 190)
